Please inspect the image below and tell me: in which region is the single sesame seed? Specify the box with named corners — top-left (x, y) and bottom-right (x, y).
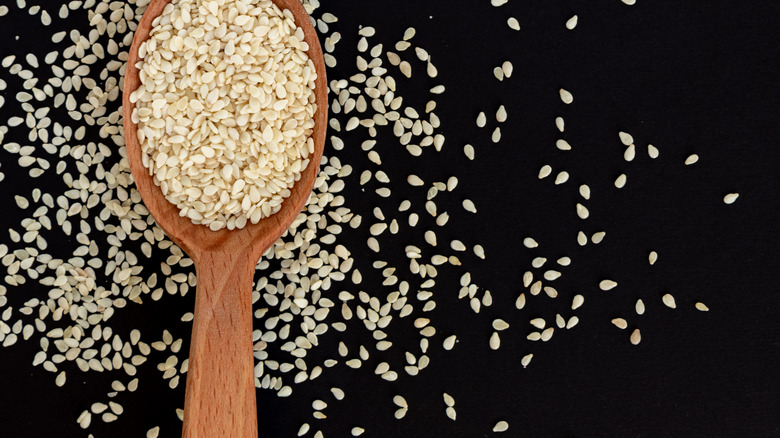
top-left (599, 280), bottom-right (618, 291)
top-left (662, 294), bottom-right (677, 309)
top-left (648, 144), bottom-right (660, 158)
top-left (493, 420), bottom-right (510, 432)
top-left (559, 88), bottom-right (574, 104)
top-left (723, 193), bottom-right (739, 204)
top-left (649, 251), bottom-right (658, 265)
top-left (565, 15), bottom-right (578, 30)
top-left (572, 294), bottom-right (585, 310)
top-left (489, 332), bottom-right (501, 350)
top-left (619, 131), bottom-right (634, 146)
top-left (611, 318), bottom-right (628, 329)
top-left (630, 329), bottom-right (642, 345)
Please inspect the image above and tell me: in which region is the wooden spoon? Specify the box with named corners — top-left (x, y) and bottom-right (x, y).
top-left (122, 1), bottom-right (327, 437)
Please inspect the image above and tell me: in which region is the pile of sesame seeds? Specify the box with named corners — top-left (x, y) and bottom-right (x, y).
top-left (0, 0), bottom-right (739, 436)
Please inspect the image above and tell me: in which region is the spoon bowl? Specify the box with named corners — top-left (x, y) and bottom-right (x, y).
top-left (122, 0), bottom-right (327, 436)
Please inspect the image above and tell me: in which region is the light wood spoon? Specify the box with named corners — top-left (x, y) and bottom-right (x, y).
top-left (122, 1), bottom-right (327, 436)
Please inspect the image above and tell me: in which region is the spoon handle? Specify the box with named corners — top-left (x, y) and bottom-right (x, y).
top-left (182, 251), bottom-right (258, 438)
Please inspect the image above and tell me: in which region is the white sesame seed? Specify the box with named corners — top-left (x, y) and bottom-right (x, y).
top-left (630, 329), bottom-right (642, 345)
top-left (489, 332), bottom-right (501, 350)
top-left (476, 112), bottom-right (487, 127)
top-left (559, 88), bottom-right (574, 104)
top-left (695, 302), bottom-right (709, 311)
top-left (636, 299), bottom-right (646, 315)
top-left (493, 319), bottom-right (510, 331)
top-left (491, 127), bottom-right (501, 143)
top-left (507, 17), bottom-right (521, 31)
top-left (723, 193), bottom-right (739, 204)
top-left (649, 251), bottom-right (658, 265)
top-left (501, 61), bottom-right (513, 78)
top-left (612, 318), bottom-right (628, 329)
top-left (648, 144), bottom-right (660, 158)
top-left (576, 203), bottom-right (589, 219)
top-left (556, 117), bottom-right (565, 132)
top-left (614, 174), bottom-right (627, 188)
top-left (565, 15), bottom-right (578, 30)
top-left (503, 286), bottom-right (521, 311)
top-left (572, 294), bottom-right (585, 310)
top-left (599, 279), bottom-right (618, 291)
top-left (579, 184), bottom-right (591, 200)
top-left (662, 294), bottom-right (677, 309)
top-left (685, 154), bottom-right (699, 165)
top-left (496, 105), bottom-right (507, 122)
top-left (624, 144), bottom-right (636, 161)
top-left (521, 354), bottom-right (533, 368)
top-left (618, 131), bottom-right (634, 146)
top-left (556, 139), bottom-right (572, 150)
top-left (493, 421), bottom-right (509, 432)
top-left (493, 66), bottom-right (504, 81)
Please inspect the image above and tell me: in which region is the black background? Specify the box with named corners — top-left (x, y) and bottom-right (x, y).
top-left (1, 0), bottom-right (779, 437)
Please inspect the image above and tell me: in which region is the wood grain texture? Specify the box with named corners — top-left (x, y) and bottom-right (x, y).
top-left (122, 0), bottom-right (327, 436)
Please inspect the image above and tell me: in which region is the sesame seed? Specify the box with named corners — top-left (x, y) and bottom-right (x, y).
top-left (635, 299), bottom-right (646, 315)
top-left (648, 144), bottom-right (660, 158)
top-left (630, 329), bottom-right (642, 345)
top-left (559, 88), bottom-right (574, 104)
top-left (611, 318), bottom-right (628, 329)
top-left (565, 15), bottom-right (578, 30)
top-left (599, 280), bottom-right (618, 291)
top-left (649, 251), bottom-right (658, 265)
top-left (489, 332), bottom-right (501, 350)
top-left (723, 193), bottom-right (739, 204)
top-left (662, 294), bottom-right (677, 309)
top-left (523, 237), bottom-right (539, 248)
top-left (695, 302), bottom-right (709, 311)
top-left (493, 421), bottom-right (509, 432)
top-left (572, 294), bottom-right (585, 310)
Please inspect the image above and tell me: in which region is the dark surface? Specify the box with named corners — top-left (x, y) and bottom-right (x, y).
top-left (1, 0), bottom-right (779, 437)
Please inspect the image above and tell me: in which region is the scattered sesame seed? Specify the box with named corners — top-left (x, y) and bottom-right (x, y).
top-left (662, 294), bottom-right (677, 309)
top-left (630, 329), bottom-right (642, 345)
top-left (559, 88), bottom-right (574, 104)
top-left (565, 15), bottom-right (578, 30)
top-left (493, 420), bottom-right (510, 432)
top-left (611, 318), bottom-right (628, 329)
top-left (600, 280), bottom-right (618, 291)
top-left (723, 193), bottom-right (739, 204)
